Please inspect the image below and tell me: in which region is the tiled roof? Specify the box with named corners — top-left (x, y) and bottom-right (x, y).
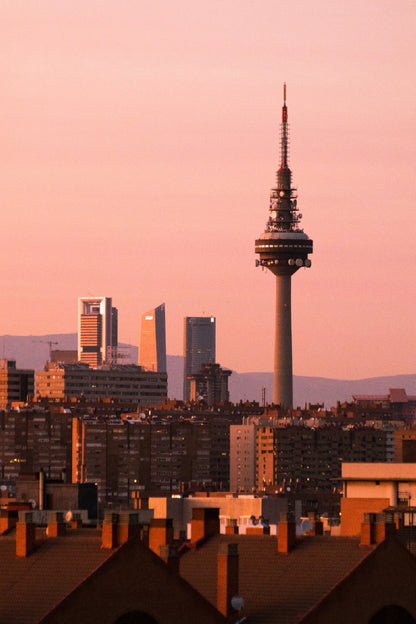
top-left (0, 528), bottom-right (112, 624)
top-left (389, 388), bottom-right (409, 403)
top-left (180, 534), bottom-right (376, 624)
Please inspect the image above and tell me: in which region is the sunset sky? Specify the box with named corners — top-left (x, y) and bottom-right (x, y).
top-left (1, 0), bottom-right (415, 379)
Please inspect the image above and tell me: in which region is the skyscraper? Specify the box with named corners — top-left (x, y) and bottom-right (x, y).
top-left (138, 303), bottom-right (167, 372)
top-left (183, 316), bottom-right (216, 401)
top-left (78, 297), bottom-right (118, 366)
top-left (255, 85), bottom-right (313, 408)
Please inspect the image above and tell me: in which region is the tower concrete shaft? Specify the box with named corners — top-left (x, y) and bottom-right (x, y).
top-left (274, 274), bottom-right (292, 407)
top-left (255, 85), bottom-right (313, 409)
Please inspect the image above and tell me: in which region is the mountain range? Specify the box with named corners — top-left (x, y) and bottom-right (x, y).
top-left (1, 333), bottom-right (415, 409)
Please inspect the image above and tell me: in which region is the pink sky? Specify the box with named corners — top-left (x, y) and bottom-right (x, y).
top-left (1, 0), bottom-right (415, 378)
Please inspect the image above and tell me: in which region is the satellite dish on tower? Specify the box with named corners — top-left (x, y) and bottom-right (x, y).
top-left (65, 511), bottom-right (73, 522)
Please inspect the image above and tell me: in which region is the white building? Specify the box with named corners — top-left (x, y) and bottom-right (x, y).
top-left (341, 462), bottom-right (416, 536)
top-left (78, 296), bottom-right (118, 366)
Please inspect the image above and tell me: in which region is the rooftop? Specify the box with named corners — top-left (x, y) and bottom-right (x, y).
top-left (342, 462), bottom-right (416, 480)
top-left (180, 534), bottom-right (375, 624)
top-left (0, 528), bottom-right (111, 624)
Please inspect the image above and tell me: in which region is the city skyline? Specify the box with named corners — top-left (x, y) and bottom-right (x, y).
top-left (1, 1), bottom-right (415, 380)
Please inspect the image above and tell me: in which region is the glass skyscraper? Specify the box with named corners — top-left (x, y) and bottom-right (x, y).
top-left (183, 316), bottom-right (216, 401)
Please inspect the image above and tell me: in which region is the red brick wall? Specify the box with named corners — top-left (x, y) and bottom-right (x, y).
top-left (40, 539), bottom-right (226, 624)
top-left (301, 539), bottom-right (416, 624)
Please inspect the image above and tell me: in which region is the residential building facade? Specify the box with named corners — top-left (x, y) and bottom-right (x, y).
top-left (0, 360), bottom-right (34, 408)
top-left (36, 362), bottom-right (167, 405)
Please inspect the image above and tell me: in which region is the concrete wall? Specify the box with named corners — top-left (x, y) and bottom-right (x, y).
top-left (148, 495), bottom-right (288, 537)
top-left (341, 498), bottom-right (390, 536)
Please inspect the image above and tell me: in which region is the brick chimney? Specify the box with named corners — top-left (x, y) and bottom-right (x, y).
top-left (361, 512), bottom-right (396, 545)
top-left (159, 543), bottom-right (180, 573)
top-left (71, 512), bottom-right (83, 529)
top-left (278, 512), bottom-right (296, 554)
top-left (217, 543), bottom-right (239, 618)
top-left (47, 511), bottom-right (66, 537)
top-left (149, 518), bottom-right (174, 556)
top-left (246, 520), bottom-right (270, 535)
top-left (0, 509), bottom-right (18, 535)
top-left (102, 512), bottom-right (119, 549)
top-left (102, 512), bottom-right (141, 549)
top-left (306, 512), bottom-right (324, 536)
top-left (16, 511), bottom-right (36, 557)
top-left (191, 507), bottom-right (220, 545)
top-left (117, 511), bottom-right (140, 544)
top-left (225, 519), bottom-right (239, 535)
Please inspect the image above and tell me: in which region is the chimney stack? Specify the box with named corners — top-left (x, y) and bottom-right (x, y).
top-left (225, 519), bottom-right (239, 535)
top-left (278, 512), bottom-right (296, 553)
top-left (149, 518), bottom-right (174, 556)
top-left (102, 512), bottom-right (140, 549)
top-left (306, 512), bottom-right (324, 536)
top-left (0, 509), bottom-right (18, 535)
top-left (159, 543), bottom-right (180, 573)
top-left (217, 542), bottom-right (239, 617)
top-left (71, 512), bottom-right (83, 529)
top-left (361, 512), bottom-right (396, 545)
top-left (117, 511), bottom-right (140, 544)
top-left (47, 511), bottom-right (66, 537)
top-left (190, 507), bottom-right (219, 545)
top-left (102, 512), bottom-right (120, 549)
top-left (16, 511), bottom-right (36, 557)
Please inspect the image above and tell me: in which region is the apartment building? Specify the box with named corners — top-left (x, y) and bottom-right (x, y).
top-left (72, 414), bottom-right (231, 503)
top-left (0, 360), bottom-right (34, 408)
top-left (36, 362), bottom-right (167, 406)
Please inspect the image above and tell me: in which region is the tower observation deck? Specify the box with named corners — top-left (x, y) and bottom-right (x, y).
top-left (255, 85), bottom-right (313, 408)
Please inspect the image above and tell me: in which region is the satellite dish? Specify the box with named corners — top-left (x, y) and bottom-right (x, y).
top-left (231, 596), bottom-right (244, 611)
top-left (0, 485), bottom-right (7, 492)
top-left (65, 511), bottom-right (73, 522)
top-left (301, 519), bottom-right (313, 533)
top-left (28, 499), bottom-right (36, 509)
top-left (45, 527), bottom-right (49, 537)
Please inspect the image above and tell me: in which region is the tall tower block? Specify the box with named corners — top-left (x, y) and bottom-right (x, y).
top-left (138, 303), bottom-right (167, 372)
top-left (78, 297), bottom-right (118, 366)
top-left (255, 85), bottom-right (313, 408)
top-left (183, 316), bottom-right (216, 402)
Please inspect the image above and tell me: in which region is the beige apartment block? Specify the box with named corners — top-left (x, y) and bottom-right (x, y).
top-left (36, 362), bottom-right (167, 406)
top-left (0, 359), bottom-right (34, 408)
top-left (341, 462), bottom-right (416, 536)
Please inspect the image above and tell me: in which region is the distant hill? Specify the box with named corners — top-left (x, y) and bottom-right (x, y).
top-left (229, 371), bottom-right (416, 409)
top-left (1, 333), bottom-right (415, 408)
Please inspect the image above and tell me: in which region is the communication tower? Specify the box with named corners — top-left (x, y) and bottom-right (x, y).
top-left (255, 85), bottom-right (313, 408)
